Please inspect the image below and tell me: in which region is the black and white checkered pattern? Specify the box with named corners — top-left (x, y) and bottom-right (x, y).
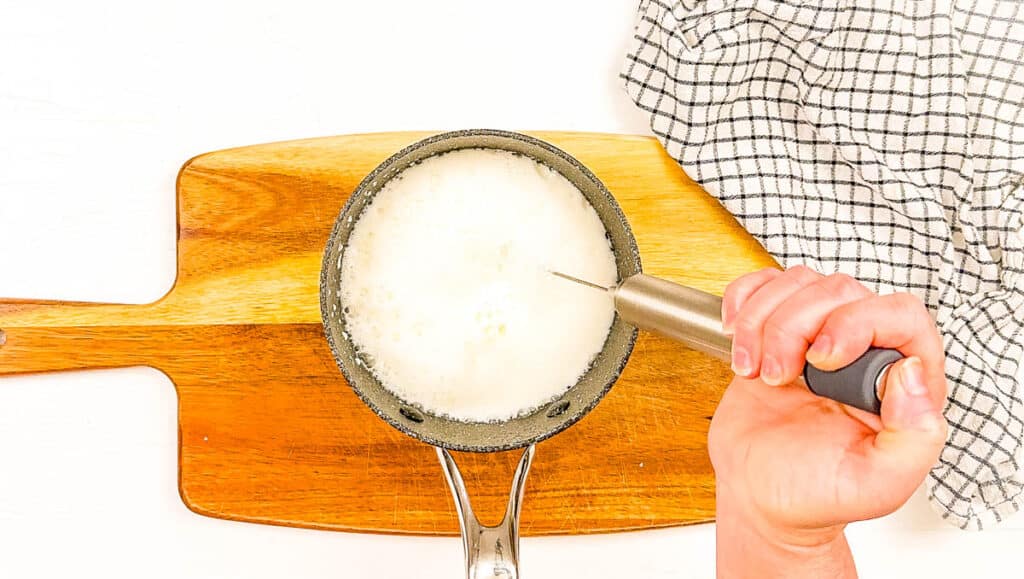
top-left (623, 0), bottom-right (1024, 529)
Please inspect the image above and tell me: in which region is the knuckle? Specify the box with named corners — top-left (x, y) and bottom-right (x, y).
top-left (733, 317), bottom-right (762, 340)
top-left (727, 268), bottom-right (779, 295)
top-left (761, 319), bottom-right (802, 365)
top-left (825, 273), bottom-right (866, 297)
top-left (721, 286), bottom-right (737, 309)
top-left (921, 417), bottom-right (949, 448)
top-left (762, 316), bottom-right (793, 345)
top-left (723, 279), bottom-right (743, 300)
top-left (725, 268), bottom-right (785, 308)
top-left (726, 272), bottom-right (757, 295)
top-left (787, 264), bottom-right (815, 278)
top-left (785, 265), bottom-right (824, 288)
top-left (892, 292), bottom-right (925, 311)
top-left (825, 306), bottom-right (859, 330)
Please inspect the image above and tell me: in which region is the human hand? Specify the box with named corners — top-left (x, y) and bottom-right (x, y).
top-left (709, 266), bottom-right (948, 578)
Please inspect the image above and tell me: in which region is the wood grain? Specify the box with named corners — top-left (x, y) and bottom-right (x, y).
top-left (0, 132), bottom-right (777, 536)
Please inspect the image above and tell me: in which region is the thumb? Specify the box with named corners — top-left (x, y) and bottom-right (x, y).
top-left (865, 357), bottom-right (947, 504)
top-left (878, 356), bottom-right (947, 439)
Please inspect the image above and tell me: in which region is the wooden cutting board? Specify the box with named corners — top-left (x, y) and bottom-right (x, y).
top-left (0, 132), bottom-right (775, 536)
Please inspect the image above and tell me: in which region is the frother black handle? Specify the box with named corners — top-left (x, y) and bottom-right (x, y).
top-left (803, 348), bottom-right (904, 415)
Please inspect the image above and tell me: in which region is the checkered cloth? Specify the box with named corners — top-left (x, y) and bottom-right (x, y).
top-left (622, 0), bottom-right (1024, 529)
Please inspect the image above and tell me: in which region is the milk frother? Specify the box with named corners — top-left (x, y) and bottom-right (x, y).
top-left (552, 271), bottom-right (901, 414)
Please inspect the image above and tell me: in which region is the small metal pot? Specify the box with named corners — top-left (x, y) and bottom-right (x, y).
top-left (320, 130), bottom-right (642, 578)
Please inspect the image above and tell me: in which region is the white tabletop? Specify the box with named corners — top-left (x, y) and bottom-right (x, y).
top-left (2, 1), bottom-right (1022, 577)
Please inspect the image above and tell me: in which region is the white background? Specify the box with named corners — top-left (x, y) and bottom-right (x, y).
top-left (1, 1), bottom-right (1023, 577)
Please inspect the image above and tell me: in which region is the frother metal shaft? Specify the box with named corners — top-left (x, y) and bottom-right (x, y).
top-left (613, 274), bottom-right (732, 361)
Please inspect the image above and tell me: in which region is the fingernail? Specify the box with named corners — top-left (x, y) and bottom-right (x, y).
top-left (806, 334), bottom-right (832, 363)
top-left (900, 357), bottom-right (928, 396)
top-left (887, 357), bottom-right (944, 433)
top-left (761, 355), bottom-right (782, 385)
top-left (732, 346), bottom-right (752, 376)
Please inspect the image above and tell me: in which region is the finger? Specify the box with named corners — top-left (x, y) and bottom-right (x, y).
top-left (809, 293), bottom-right (947, 408)
top-left (758, 273), bottom-right (873, 386)
top-left (730, 265), bottom-right (823, 379)
top-left (721, 268), bottom-right (782, 333)
top-left (848, 357), bottom-right (947, 518)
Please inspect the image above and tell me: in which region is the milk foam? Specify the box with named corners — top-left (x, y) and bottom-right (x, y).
top-left (340, 149), bottom-right (617, 422)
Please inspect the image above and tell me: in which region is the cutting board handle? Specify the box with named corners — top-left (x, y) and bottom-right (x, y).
top-left (0, 301), bottom-right (159, 376)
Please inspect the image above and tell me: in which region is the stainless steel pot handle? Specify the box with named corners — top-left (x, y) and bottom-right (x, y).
top-left (437, 445), bottom-right (536, 579)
